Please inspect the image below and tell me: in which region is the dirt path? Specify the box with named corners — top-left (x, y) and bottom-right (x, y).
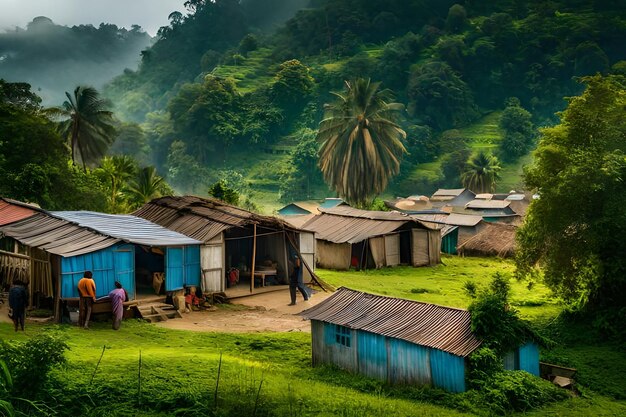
top-left (155, 287), bottom-right (332, 333)
top-left (0, 287), bottom-right (332, 333)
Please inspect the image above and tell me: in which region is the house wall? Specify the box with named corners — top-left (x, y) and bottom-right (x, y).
top-left (441, 229), bottom-right (458, 254)
top-left (411, 229), bottom-right (441, 266)
top-left (61, 243), bottom-right (134, 298)
top-left (60, 243), bottom-right (201, 298)
top-left (316, 240), bottom-right (351, 270)
top-left (299, 231), bottom-right (316, 283)
top-left (201, 233), bottom-right (224, 292)
top-left (504, 342), bottom-right (540, 376)
top-left (311, 321), bottom-right (467, 392)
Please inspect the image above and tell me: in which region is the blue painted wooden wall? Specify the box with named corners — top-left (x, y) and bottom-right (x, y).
top-left (61, 243), bottom-right (135, 298)
top-left (312, 322), bottom-right (467, 392)
top-left (503, 342), bottom-right (540, 376)
top-left (61, 244), bottom-right (201, 298)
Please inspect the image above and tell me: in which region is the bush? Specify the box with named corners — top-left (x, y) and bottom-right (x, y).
top-left (476, 371), bottom-right (568, 413)
top-left (0, 333), bottom-right (68, 397)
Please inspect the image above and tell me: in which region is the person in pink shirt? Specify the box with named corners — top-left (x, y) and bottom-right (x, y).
top-left (108, 281), bottom-right (129, 330)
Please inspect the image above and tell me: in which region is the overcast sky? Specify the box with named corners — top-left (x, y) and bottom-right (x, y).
top-left (0, 0), bottom-right (186, 35)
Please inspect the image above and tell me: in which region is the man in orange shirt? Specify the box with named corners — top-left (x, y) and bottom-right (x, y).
top-left (77, 271), bottom-right (96, 329)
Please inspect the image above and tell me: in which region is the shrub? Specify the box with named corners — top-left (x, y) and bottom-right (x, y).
top-left (477, 371), bottom-right (568, 413)
top-left (0, 333), bottom-right (68, 397)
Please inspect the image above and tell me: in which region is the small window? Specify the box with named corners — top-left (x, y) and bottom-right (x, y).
top-left (335, 324), bottom-right (351, 347)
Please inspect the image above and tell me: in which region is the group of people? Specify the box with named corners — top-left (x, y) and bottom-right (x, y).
top-left (77, 271), bottom-right (128, 330)
top-left (9, 254), bottom-right (312, 330)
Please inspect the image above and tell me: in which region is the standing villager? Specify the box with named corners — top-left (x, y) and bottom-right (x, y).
top-left (108, 281), bottom-right (128, 330)
top-left (288, 254), bottom-right (310, 306)
top-left (8, 279), bottom-right (27, 332)
top-left (77, 271), bottom-right (96, 329)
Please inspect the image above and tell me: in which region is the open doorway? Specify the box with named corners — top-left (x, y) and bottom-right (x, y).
top-left (135, 246), bottom-right (165, 298)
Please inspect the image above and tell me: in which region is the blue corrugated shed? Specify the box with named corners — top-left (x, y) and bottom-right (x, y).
top-left (302, 288), bottom-right (540, 393)
top-left (277, 204), bottom-right (314, 216)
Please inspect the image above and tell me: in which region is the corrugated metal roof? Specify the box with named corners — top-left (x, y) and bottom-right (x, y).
top-left (0, 213), bottom-right (120, 257)
top-left (320, 206), bottom-right (422, 222)
top-left (432, 188), bottom-right (466, 197)
top-left (412, 213), bottom-right (483, 227)
top-left (51, 211), bottom-right (201, 246)
top-left (133, 196), bottom-right (294, 242)
top-left (300, 287), bottom-right (482, 357)
top-left (466, 200), bottom-right (511, 209)
top-left (319, 198), bottom-right (346, 209)
top-left (302, 213), bottom-right (407, 244)
top-left (0, 199), bottom-right (38, 226)
top-left (303, 207), bottom-right (433, 244)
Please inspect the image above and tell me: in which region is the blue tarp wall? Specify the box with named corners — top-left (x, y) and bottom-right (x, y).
top-left (61, 243), bottom-right (200, 298)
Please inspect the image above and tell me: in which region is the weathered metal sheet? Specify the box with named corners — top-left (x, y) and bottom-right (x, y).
top-left (52, 211), bottom-right (201, 246)
top-left (0, 213), bottom-right (120, 257)
top-left (388, 338), bottom-right (431, 385)
top-left (519, 342), bottom-right (540, 376)
top-left (465, 199), bottom-right (511, 209)
top-left (302, 214), bottom-right (407, 244)
top-left (430, 349), bottom-right (466, 393)
top-left (358, 331), bottom-right (388, 381)
top-left (133, 196), bottom-right (295, 242)
top-left (0, 199), bottom-right (37, 225)
top-left (301, 287), bottom-right (482, 357)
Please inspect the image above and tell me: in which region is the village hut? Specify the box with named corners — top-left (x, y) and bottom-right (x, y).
top-left (430, 188), bottom-right (476, 207)
top-left (0, 201), bottom-right (202, 320)
top-left (0, 198), bottom-right (52, 309)
top-left (413, 213), bottom-right (485, 255)
top-left (457, 222), bottom-right (517, 258)
top-left (133, 196), bottom-right (318, 296)
top-left (300, 287), bottom-right (540, 393)
top-left (301, 206), bottom-right (440, 270)
top-left (463, 199), bottom-right (519, 222)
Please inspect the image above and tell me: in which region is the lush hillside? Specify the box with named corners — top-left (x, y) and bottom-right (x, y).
top-left (97, 0), bottom-right (626, 211)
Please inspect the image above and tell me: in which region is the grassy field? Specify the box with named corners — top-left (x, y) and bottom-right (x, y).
top-left (1, 256), bottom-right (624, 416)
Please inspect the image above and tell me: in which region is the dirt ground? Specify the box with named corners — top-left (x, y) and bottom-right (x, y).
top-left (0, 287), bottom-right (333, 333)
top-left (155, 287), bottom-right (332, 333)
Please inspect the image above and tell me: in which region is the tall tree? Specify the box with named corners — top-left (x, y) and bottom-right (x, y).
top-left (516, 75), bottom-right (626, 316)
top-left (96, 155), bottom-right (138, 212)
top-left (127, 166), bottom-right (172, 207)
top-left (461, 151), bottom-right (502, 193)
top-left (49, 86), bottom-right (116, 169)
top-left (317, 78), bottom-right (406, 206)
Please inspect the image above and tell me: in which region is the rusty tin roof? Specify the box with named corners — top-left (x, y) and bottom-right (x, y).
top-left (300, 287), bottom-right (482, 357)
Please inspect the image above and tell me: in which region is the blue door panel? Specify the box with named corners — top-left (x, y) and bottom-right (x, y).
top-left (166, 247), bottom-right (184, 290)
top-left (184, 245), bottom-right (201, 286)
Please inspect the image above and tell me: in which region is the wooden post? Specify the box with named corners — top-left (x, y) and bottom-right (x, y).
top-left (283, 231), bottom-right (289, 284)
top-left (250, 224), bottom-right (257, 293)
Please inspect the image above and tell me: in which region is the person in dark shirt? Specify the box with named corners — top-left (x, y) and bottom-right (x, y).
top-left (288, 254), bottom-right (310, 306)
top-left (9, 279), bottom-right (27, 332)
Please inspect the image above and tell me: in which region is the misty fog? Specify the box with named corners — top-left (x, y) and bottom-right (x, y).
top-left (0, 16), bottom-right (151, 105)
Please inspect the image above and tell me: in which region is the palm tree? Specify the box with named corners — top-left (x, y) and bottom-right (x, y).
top-left (461, 151), bottom-right (502, 193)
top-left (317, 79), bottom-right (407, 206)
top-left (127, 166), bottom-right (172, 207)
top-left (96, 156), bottom-right (137, 212)
top-left (49, 86), bottom-right (116, 169)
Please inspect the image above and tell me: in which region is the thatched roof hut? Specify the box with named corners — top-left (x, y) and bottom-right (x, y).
top-left (457, 222), bottom-right (517, 258)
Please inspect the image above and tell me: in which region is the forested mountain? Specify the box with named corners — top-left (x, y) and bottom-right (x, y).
top-left (0, 16), bottom-right (151, 105)
top-left (101, 0), bottom-right (624, 210)
top-left (5, 0), bottom-right (626, 212)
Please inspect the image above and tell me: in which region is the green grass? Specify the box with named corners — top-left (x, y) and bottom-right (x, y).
top-left (212, 48), bottom-right (275, 93)
top-left (317, 255), bottom-right (559, 320)
top-left (2, 257), bottom-right (624, 416)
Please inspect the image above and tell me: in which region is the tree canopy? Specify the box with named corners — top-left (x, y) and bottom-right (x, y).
top-left (516, 75), bottom-right (626, 316)
top-left (317, 79), bottom-right (407, 206)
